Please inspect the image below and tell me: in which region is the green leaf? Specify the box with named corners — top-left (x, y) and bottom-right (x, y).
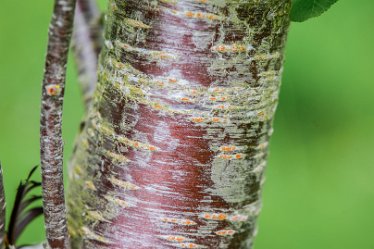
top-left (291, 0), bottom-right (338, 22)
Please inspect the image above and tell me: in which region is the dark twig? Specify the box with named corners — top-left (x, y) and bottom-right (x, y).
top-left (7, 166), bottom-right (43, 246)
top-left (40, 0), bottom-right (77, 248)
top-left (0, 164), bottom-right (5, 248)
top-left (73, 0), bottom-right (103, 109)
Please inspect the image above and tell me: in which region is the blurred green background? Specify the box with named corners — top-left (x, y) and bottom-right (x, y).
top-left (1, 0), bottom-right (373, 248)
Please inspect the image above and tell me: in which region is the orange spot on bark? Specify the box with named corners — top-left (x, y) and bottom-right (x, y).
top-left (238, 45), bottom-right (246, 52)
top-left (180, 97), bottom-right (190, 102)
top-left (209, 97), bottom-right (217, 101)
top-left (207, 14), bottom-right (216, 20)
top-left (182, 219), bottom-right (196, 225)
top-left (220, 146), bottom-right (236, 152)
top-left (196, 12), bottom-right (204, 19)
top-left (166, 236), bottom-right (186, 242)
top-left (212, 117), bottom-right (221, 123)
top-left (215, 229), bottom-right (236, 236)
top-left (217, 213), bottom-right (227, 220)
top-left (185, 11), bottom-right (194, 18)
top-left (202, 212), bottom-right (227, 221)
top-left (180, 243), bottom-right (199, 248)
top-left (191, 117), bottom-right (204, 123)
top-left (167, 236), bottom-right (175, 241)
top-left (168, 78), bottom-right (178, 83)
top-left (154, 103), bottom-right (162, 110)
top-left (149, 145), bottom-right (157, 151)
top-left (217, 45), bottom-right (226, 52)
top-left (219, 154), bottom-right (232, 160)
top-left (203, 213), bottom-right (212, 219)
top-left (159, 53), bottom-right (171, 60)
top-left (176, 237), bottom-right (185, 242)
top-left (45, 84), bottom-right (61, 96)
top-left (235, 154), bottom-right (243, 159)
top-left (161, 218), bottom-right (196, 226)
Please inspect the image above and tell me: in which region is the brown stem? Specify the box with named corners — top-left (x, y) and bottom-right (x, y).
top-left (40, 0), bottom-right (77, 248)
top-left (73, 0), bottom-right (103, 109)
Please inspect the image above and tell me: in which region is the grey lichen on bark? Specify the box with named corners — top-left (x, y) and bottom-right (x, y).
top-left (72, 0), bottom-right (103, 109)
top-left (68, 0), bottom-right (291, 248)
top-left (40, 0), bottom-right (76, 248)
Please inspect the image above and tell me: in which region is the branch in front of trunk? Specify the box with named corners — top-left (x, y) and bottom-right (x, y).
top-left (40, 0), bottom-right (77, 248)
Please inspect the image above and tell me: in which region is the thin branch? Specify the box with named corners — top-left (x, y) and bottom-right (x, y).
top-left (40, 0), bottom-right (77, 248)
top-left (73, 0), bottom-right (103, 109)
top-left (0, 164), bottom-right (5, 247)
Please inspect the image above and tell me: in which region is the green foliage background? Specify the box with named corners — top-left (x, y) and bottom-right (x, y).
top-left (1, 0), bottom-right (373, 248)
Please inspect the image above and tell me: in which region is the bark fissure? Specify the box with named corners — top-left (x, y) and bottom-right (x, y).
top-left (68, 0), bottom-right (291, 248)
top-left (40, 0), bottom-right (76, 248)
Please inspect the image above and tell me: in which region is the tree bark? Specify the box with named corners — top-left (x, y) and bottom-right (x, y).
top-left (40, 0), bottom-right (76, 248)
top-left (67, 0), bottom-right (291, 248)
top-left (72, 0), bottom-right (103, 108)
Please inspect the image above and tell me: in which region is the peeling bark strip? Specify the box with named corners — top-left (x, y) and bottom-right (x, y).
top-left (0, 165), bottom-right (5, 247)
top-left (73, 0), bottom-right (103, 108)
top-left (40, 0), bottom-right (76, 248)
top-left (68, 0), bottom-right (291, 248)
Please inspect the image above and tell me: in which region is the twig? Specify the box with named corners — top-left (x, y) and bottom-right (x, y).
top-left (73, 0), bottom-right (102, 109)
top-left (40, 0), bottom-right (76, 248)
top-left (0, 164), bottom-right (5, 247)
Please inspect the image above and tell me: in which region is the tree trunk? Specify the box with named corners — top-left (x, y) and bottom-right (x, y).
top-left (67, 0), bottom-right (291, 248)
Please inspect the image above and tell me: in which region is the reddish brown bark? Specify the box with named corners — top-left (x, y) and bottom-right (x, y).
top-left (68, 0), bottom-right (291, 248)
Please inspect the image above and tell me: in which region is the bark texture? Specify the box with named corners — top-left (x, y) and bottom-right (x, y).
top-left (68, 0), bottom-right (291, 248)
top-left (73, 0), bottom-right (103, 108)
top-left (40, 0), bottom-right (76, 248)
